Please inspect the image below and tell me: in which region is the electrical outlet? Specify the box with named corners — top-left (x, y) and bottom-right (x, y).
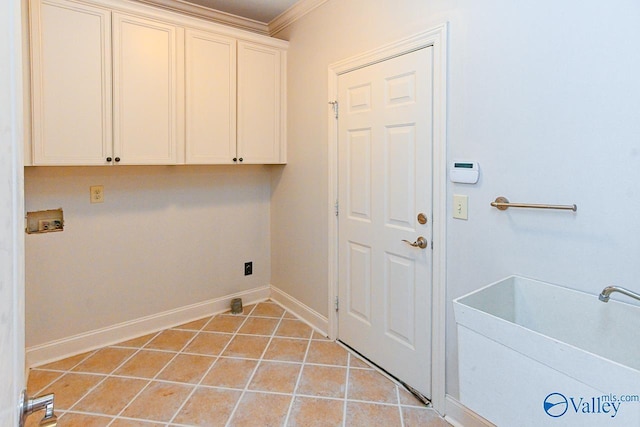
top-left (244, 262), bottom-right (253, 276)
top-left (90, 185), bottom-right (104, 203)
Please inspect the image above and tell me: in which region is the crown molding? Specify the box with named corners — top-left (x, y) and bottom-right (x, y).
top-left (131, 0), bottom-right (269, 35)
top-left (128, 0), bottom-right (329, 38)
top-left (268, 0), bottom-right (328, 36)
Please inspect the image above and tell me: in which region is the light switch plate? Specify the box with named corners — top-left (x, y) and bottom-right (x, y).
top-left (453, 194), bottom-right (468, 220)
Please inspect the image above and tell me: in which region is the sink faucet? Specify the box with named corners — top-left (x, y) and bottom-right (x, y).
top-left (598, 286), bottom-right (640, 303)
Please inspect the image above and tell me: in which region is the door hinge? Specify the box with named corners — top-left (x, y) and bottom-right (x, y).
top-left (335, 200), bottom-right (339, 216)
top-left (335, 296), bottom-right (339, 311)
top-left (329, 100), bottom-right (339, 119)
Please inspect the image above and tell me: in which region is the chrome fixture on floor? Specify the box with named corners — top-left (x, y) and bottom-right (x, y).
top-left (20, 390), bottom-right (57, 427)
top-left (598, 286), bottom-right (640, 303)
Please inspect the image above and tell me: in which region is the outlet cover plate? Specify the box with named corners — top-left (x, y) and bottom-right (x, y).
top-left (90, 185), bottom-right (104, 203)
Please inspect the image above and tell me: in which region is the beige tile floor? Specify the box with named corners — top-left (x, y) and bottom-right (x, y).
top-left (26, 301), bottom-right (450, 426)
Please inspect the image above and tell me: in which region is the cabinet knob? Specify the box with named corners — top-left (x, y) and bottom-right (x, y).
top-left (114, 157), bottom-right (121, 163)
top-left (106, 157), bottom-right (112, 162)
top-left (233, 158), bottom-right (237, 162)
top-left (239, 158), bottom-right (243, 162)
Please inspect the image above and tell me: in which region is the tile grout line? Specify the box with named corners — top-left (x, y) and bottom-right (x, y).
top-left (90, 313), bottom-right (246, 426)
top-left (27, 370), bottom-right (66, 398)
top-left (29, 348), bottom-right (99, 398)
top-left (105, 314), bottom-right (224, 426)
top-left (282, 324), bottom-right (315, 425)
top-left (63, 332), bottom-right (164, 418)
top-left (270, 299), bottom-right (329, 339)
top-left (111, 303), bottom-right (286, 426)
top-left (224, 303), bottom-right (288, 427)
top-left (30, 301), bottom-right (440, 426)
top-left (397, 385), bottom-right (406, 427)
top-left (47, 348), bottom-right (127, 422)
top-left (148, 313), bottom-right (229, 426)
top-left (342, 353), bottom-right (352, 427)
top-left (335, 340), bottom-right (425, 406)
top-left (103, 328), bottom-right (190, 426)
top-left (166, 304), bottom-right (258, 426)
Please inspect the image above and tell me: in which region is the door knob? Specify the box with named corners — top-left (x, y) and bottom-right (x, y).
top-left (402, 236), bottom-right (428, 249)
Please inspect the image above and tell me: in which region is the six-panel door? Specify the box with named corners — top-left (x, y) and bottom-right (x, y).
top-left (337, 47), bottom-right (434, 398)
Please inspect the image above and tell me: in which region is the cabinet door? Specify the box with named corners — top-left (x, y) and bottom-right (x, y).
top-left (237, 42), bottom-right (285, 164)
top-left (112, 13), bottom-right (183, 165)
top-left (185, 30), bottom-right (236, 164)
top-left (30, 0), bottom-right (112, 165)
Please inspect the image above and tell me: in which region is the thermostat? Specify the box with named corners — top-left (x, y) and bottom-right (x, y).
top-left (450, 161), bottom-right (479, 184)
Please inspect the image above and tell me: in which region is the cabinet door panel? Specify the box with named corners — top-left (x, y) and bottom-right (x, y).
top-left (185, 30), bottom-right (236, 164)
top-left (113, 13), bottom-right (182, 164)
top-left (31, 0), bottom-right (112, 165)
top-left (237, 42), bottom-right (283, 164)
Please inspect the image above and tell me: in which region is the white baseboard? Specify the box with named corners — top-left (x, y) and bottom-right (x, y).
top-left (269, 284), bottom-right (329, 335)
top-left (26, 285), bottom-right (271, 369)
top-left (445, 394), bottom-right (495, 427)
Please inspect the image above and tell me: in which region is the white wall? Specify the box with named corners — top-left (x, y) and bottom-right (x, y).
top-left (25, 165), bottom-right (272, 347)
top-left (270, 0), bottom-right (640, 401)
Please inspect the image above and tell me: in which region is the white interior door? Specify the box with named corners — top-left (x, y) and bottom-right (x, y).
top-left (1, 0), bottom-right (26, 423)
top-left (337, 47), bottom-right (433, 398)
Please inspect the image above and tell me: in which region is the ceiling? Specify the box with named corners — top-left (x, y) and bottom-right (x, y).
top-left (180, 0), bottom-right (300, 23)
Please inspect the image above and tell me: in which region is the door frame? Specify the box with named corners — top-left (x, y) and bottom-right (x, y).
top-left (1, 0), bottom-right (26, 424)
top-left (327, 24), bottom-right (448, 414)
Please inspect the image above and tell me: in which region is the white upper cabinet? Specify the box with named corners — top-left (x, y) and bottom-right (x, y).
top-left (28, 0), bottom-right (287, 166)
top-left (112, 13), bottom-right (184, 165)
top-left (185, 29), bottom-right (236, 164)
top-left (237, 42), bottom-right (286, 164)
top-left (30, 0), bottom-right (112, 165)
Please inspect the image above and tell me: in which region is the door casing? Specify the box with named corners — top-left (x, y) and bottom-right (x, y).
top-left (1, 0), bottom-right (26, 424)
top-left (327, 24), bottom-right (448, 414)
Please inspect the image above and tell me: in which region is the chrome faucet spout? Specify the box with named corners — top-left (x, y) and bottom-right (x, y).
top-left (599, 286), bottom-right (640, 303)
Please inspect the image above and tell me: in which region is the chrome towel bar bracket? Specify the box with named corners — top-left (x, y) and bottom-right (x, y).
top-left (490, 196), bottom-right (577, 212)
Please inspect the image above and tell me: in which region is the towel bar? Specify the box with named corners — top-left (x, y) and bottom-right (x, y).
top-left (490, 196), bottom-right (577, 212)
